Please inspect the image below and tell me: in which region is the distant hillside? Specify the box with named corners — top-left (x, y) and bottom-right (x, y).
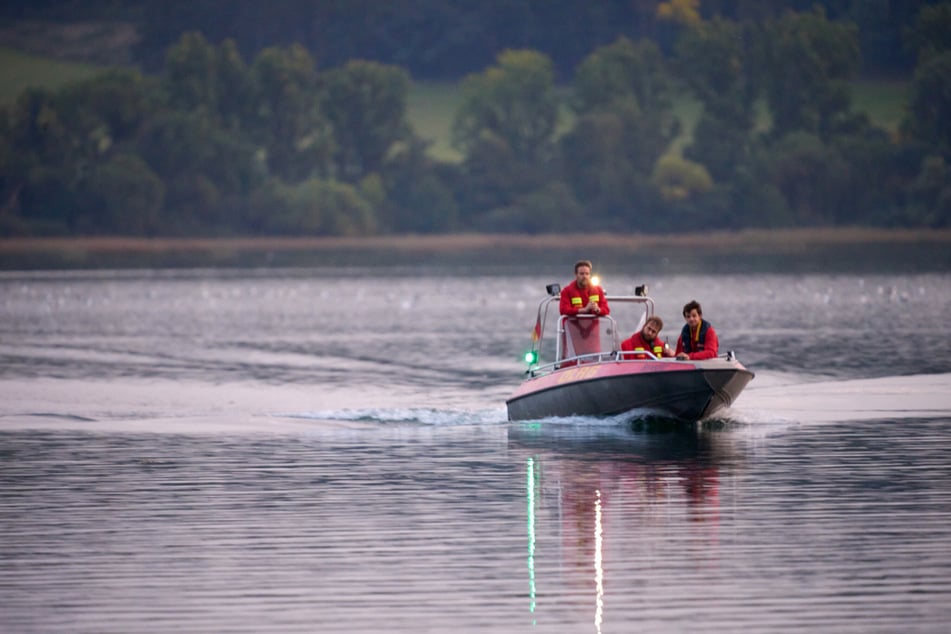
top-left (0, 20), bottom-right (138, 64)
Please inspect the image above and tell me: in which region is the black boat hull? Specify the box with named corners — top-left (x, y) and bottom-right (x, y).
top-left (506, 359), bottom-right (754, 422)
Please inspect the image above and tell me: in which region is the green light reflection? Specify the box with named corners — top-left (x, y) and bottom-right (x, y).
top-left (527, 456), bottom-right (537, 624)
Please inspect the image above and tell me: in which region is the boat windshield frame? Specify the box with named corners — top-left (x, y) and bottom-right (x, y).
top-left (526, 295), bottom-right (657, 377)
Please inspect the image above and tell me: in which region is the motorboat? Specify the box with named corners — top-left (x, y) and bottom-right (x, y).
top-left (506, 285), bottom-right (754, 422)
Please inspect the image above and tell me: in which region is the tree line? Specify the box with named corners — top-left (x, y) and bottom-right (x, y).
top-left (1, 3), bottom-right (949, 237)
top-left (3, 0), bottom-right (933, 78)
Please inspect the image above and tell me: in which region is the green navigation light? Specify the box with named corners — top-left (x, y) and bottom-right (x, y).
top-left (524, 350), bottom-right (537, 364)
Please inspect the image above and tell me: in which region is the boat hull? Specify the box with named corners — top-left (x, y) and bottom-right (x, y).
top-left (506, 358), bottom-right (754, 422)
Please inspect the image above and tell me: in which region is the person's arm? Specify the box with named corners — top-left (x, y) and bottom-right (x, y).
top-left (674, 334), bottom-right (684, 357)
top-left (687, 327), bottom-right (719, 360)
top-left (560, 289), bottom-right (580, 316)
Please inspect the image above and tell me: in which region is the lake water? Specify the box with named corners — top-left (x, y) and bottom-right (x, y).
top-left (2, 265), bottom-right (951, 633)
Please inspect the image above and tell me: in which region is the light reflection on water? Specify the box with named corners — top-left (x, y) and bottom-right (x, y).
top-left (1, 268), bottom-right (951, 632)
top-left (2, 418), bottom-right (951, 633)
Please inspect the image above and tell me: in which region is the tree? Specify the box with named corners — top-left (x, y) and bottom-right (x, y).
top-left (760, 8), bottom-right (861, 139)
top-left (163, 32), bottom-right (219, 115)
top-left (472, 181), bottom-right (584, 234)
top-left (379, 137), bottom-right (459, 233)
top-left (657, 0), bottom-right (702, 28)
top-left (904, 2), bottom-right (951, 66)
top-left (686, 112), bottom-right (755, 182)
top-left (1, 90), bottom-right (67, 232)
top-left (320, 60), bottom-right (413, 182)
top-left (249, 44), bottom-right (334, 183)
top-left (452, 49), bottom-right (559, 165)
top-left (162, 33), bottom-right (254, 133)
top-left (248, 177), bottom-right (378, 236)
top-left (903, 51), bottom-right (951, 157)
top-left (906, 155), bottom-right (951, 227)
top-left (763, 132), bottom-right (852, 225)
top-left (900, 4), bottom-right (951, 173)
top-left (135, 110), bottom-right (261, 233)
top-left (674, 17), bottom-right (759, 180)
top-left (563, 37), bottom-right (681, 224)
top-left (675, 18), bottom-right (754, 118)
top-left (63, 69), bottom-right (158, 150)
top-left (0, 107), bottom-right (21, 233)
top-left (828, 124), bottom-right (923, 226)
top-left (651, 154), bottom-right (713, 203)
top-left (78, 153), bottom-right (165, 235)
top-left (7, 88), bottom-right (78, 171)
top-left (572, 37), bottom-right (674, 117)
top-left (726, 164), bottom-right (795, 228)
top-left (455, 132), bottom-right (546, 221)
top-left (559, 99), bottom-right (672, 222)
top-left (3, 73), bottom-right (159, 235)
top-left (848, 0), bottom-right (916, 74)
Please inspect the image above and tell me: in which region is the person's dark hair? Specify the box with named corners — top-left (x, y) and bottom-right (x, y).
top-left (574, 259), bottom-right (592, 273)
top-left (682, 300), bottom-right (702, 317)
top-left (645, 315), bottom-right (664, 330)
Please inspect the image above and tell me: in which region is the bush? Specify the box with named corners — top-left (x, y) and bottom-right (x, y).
top-left (651, 154), bottom-right (713, 203)
top-left (473, 181), bottom-right (583, 233)
top-left (249, 178), bottom-right (378, 236)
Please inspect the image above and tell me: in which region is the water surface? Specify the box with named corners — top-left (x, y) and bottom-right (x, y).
top-left (2, 267), bottom-right (950, 632)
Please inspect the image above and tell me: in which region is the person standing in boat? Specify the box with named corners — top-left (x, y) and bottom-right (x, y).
top-left (675, 300), bottom-right (719, 360)
top-left (621, 315), bottom-right (673, 359)
top-left (558, 260), bottom-right (610, 365)
top-left (559, 260), bottom-right (610, 317)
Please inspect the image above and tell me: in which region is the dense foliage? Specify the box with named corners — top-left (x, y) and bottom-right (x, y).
top-left (1, 0), bottom-right (935, 78)
top-left (1, 2), bottom-right (949, 236)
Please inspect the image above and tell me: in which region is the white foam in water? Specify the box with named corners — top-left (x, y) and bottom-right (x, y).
top-left (2, 372), bottom-right (948, 434)
top-left (735, 370), bottom-right (951, 423)
top-left (287, 407), bottom-right (506, 426)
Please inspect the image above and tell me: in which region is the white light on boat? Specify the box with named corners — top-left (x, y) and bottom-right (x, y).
top-left (591, 275), bottom-right (600, 286)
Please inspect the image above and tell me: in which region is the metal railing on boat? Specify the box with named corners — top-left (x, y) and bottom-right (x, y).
top-left (526, 294), bottom-right (661, 378)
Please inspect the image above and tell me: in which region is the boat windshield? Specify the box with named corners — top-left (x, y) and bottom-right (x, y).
top-left (529, 295), bottom-right (656, 373)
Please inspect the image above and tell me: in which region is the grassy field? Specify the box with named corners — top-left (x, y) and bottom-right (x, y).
top-left (851, 78), bottom-right (911, 132)
top-left (0, 47), bottom-right (103, 102)
top-left (405, 80), bottom-right (466, 162)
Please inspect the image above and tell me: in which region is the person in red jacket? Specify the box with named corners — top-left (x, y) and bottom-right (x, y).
top-left (558, 260), bottom-right (610, 366)
top-left (621, 315), bottom-right (673, 359)
top-left (559, 260), bottom-right (610, 317)
top-left (675, 300), bottom-right (719, 360)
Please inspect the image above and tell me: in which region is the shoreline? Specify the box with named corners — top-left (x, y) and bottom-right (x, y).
top-left (2, 228), bottom-right (950, 272)
top-left (3, 227), bottom-right (950, 251)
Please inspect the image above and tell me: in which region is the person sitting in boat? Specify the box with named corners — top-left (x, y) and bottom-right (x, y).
top-left (675, 299), bottom-right (720, 360)
top-left (620, 315), bottom-right (673, 359)
top-left (559, 259), bottom-right (610, 317)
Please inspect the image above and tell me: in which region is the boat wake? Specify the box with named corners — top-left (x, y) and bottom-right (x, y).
top-left (2, 372), bottom-right (947, 435)
top-left (733, 370), bottom-right (951, 423)
top-left (262, 373), bottom-right (951, 436)
top-left (285, 407), bottom-right (507, 427)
